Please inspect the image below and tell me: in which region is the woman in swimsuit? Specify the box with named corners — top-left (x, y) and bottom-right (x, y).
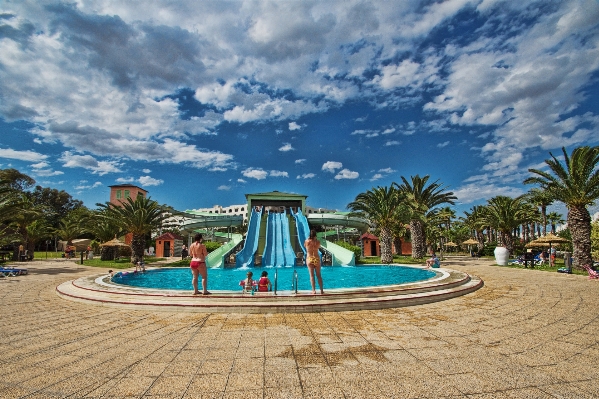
top-left (304, 229), bottom-right (324, 294)
top-left (189, 233), bottom-right (209, 295)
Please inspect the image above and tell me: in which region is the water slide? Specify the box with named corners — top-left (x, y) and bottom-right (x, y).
top-left (291, 208), bottom-right (310, 256)
top-left (262, 212), bottom-right (296, 267)
top-left (317, 235), bottom-right (356, 266)
top-left (235, 207), bottom-right (263, 268)
top-left (206, 233), bottom-right (243, 268)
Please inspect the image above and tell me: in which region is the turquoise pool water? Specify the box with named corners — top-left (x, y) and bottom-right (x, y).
top-left (112, 265), bottom-right (436, 291)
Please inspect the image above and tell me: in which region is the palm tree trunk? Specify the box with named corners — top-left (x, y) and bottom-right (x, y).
top-left (380, 227), bottom-right (393, 264)
top-left (568, 206), bottom-right (592, 267)
top-left (131, 234), bottom-right (145, 265)
top-left (410, 220), bottom-right (426, 258)
top-left (541, 205), bottom-right (547, 236)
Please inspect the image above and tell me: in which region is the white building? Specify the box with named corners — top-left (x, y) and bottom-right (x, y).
top-left (192, 204), bottom-right (337, 222)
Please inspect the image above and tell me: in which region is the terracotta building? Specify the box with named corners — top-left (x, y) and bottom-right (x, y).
top-left (108, 184), bottom-right (148, 245)
top-left (360, 233), bottom-right (412, 256)
top-left (155, 232), bottom-right (183, 258)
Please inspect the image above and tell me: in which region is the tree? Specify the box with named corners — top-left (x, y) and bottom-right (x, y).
top-left (461, 205), bottom-right (487, 253)
top-left (525, 146), bottom-right (599, 268)
top-left (89, 209), bottom-right (125, 260)
top-left (347, 186), bottom-right (406, 263)
top-left (97, 195), bottom-right (169, 265)
top-left (393, 175), bottom-right (457, 258)
top-left (525, 188), bottom-right (554, 236)
top-left (480, 196), bottom-right (532, 256)
top-left (0, 168), bottom-right (35, 192)
top-left (546, 211), bottom-right (565, 234)
top-left (29, 185), bottom-right (84, 230)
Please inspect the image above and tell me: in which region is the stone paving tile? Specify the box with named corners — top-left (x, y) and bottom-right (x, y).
top-left (3, 258), bottom-right (599, 398)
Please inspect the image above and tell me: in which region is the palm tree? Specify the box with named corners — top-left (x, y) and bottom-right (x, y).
top-left (393, 175), bottom-right (457, 258)
top-left (54, 217), bottom-right (88, 249)
top-left (480, 196), bottom-right (532, 256)
top-left (546, 211), bottom-right (565, 234)
top-left (347, 186), bottom-right (406, 263)
top-left (97, 195), bottom-right (169, 265)
top-left (525, 146), bottom-right (599, 268)
top-left (461, 205), bottom-right (487, 253)
top-left (89, 209), bottom-right (125, 260)
top-left (525, 188), bottom-right (554, 236)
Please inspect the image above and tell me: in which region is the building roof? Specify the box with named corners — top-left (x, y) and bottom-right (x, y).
top-left (360, 233), bottom-right (378, 241)
top-left (109, 184), bottom-right (148, 193)
top-left (155, 232), bottom-right (183, 241)
top-left (245, 190), bottom-right (307, 199)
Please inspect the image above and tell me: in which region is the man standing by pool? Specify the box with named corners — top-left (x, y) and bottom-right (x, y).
top-left (305, 229), bottom-right (324, 294)
top-left (189, 233), bottom-right (209, 295)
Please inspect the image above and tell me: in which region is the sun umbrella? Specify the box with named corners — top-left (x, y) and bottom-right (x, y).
top-left (534, 233), bottom-right (569, 263)
top-left (100, 237), bottom-right (129, 247)
top-left (461, 238), bottom-right (479, 255)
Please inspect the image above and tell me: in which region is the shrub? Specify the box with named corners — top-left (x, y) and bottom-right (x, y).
top-left (205, 241), bottom-right (222, 253)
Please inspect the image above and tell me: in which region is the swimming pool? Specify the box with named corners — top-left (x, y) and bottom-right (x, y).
top-left (112, 265), bottom-right (437, 292)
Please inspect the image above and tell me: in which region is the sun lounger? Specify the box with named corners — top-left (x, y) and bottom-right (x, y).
top-left (0, 267), bottom-right (28, 276)
top-left (581, 265), bottom-right (599, 279)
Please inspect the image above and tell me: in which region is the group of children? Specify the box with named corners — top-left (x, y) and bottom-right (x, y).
top-left (241, 270), bottom-right (272, 293)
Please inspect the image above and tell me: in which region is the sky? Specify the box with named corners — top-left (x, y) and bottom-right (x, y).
top-left (0, 0), bottom-right (598, 219)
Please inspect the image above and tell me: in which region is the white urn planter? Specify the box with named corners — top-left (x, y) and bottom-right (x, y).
top-left (494, 246), bottom-right (509, 266)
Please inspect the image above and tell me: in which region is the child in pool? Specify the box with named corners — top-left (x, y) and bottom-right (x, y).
top-left (257, 271), bottom-right (272, 292)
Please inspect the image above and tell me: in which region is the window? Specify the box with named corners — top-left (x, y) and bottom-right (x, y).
top-left (124, 190), bottom-right (130, 198)
top-left (116, 190), bottom-right (122, 199)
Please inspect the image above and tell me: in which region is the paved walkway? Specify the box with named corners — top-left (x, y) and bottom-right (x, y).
top-left (1, 257), bottom-right (598, 398)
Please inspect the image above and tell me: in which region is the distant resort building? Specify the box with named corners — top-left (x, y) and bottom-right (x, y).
top-left (191, 203), bottom-right (337, 222)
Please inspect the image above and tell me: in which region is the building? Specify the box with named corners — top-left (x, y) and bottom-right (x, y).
top-left (192, 202), bottom-right (336, 223)
top-left (109, 184), bottom-right (148, 206)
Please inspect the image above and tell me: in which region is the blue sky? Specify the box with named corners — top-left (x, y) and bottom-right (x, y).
top-left (0, 0), bottom-right (598, 218)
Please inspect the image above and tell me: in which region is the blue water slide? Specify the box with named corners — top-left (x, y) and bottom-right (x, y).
top-left (235, 207), bottom-right (262, 268)
top-left (261, 212), bottom-right (274, 267)
top-left (274, 213), bottom-right (285, 266)
top-left (281, 212), bottom-right (297, 266)
top-left (291, 208), bottom-right (310, 256)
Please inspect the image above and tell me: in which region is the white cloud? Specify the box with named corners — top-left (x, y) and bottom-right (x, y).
top-left (335, 169), bottom-right (359, 180)
top-left (370, 173), bottom-right (383, 181)
top-left (60, 152), bottom-right (121, 175)
top-left (269, 170), bottom-right (289, 177)
top-left (0, 148), bottom-right (47, 162)
top-left (217, 185), bottom-right (231, 190)
top-left (295, 159), bottom-right (306, 164)
top-left (116, 177), bottom-right (135, 183)
top-left (379, 167), bottom-right (396, 173)
top-left (297, 173), bottom-right (315, 179)
top-left (237, 178), bottom-right (246, 183)
top-left (138, 175), bottom-right (163, 186)
top-left (142, 168), bottom-right (151, 173)
top-left (437, 141), bottom-right (450, 148)
top-left (33, 169), bottom-right (64, 177)
top-left (289, 122), bottom-right (302, 130)
top-left (384, 141), bottom-right (400, 146)
top-left (242, 168), bottom-right (268, 180)
top-left (279, 143), bottom-right (294, 152)
top-left (382, 128), bottom-right (395, 134)
top-left (31, 161), bottom-right (49, 169)
top-left (322, 161), bottom-right (343, 173)
top-left (453, 183), bottom-right (525, 204)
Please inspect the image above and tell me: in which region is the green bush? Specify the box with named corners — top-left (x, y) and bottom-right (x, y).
top-left (205, 241), bottom-right (222, 253)
top-left (334, 240), bottom-right (361, 260)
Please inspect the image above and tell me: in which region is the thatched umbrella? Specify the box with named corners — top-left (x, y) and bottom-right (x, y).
top-left (462, 238), bottom-right (479, 254)
top-left (535, 233), bottom-right (569, 264)
top-left (100, 237), bottom-right (129, 261)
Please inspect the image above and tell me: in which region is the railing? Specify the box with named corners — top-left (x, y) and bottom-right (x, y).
top-left (292, 269), bottom-right (298, 294)
top-left (274, 269), bottom-right (278, 295)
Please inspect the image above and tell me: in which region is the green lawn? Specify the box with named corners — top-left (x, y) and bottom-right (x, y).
top-left (31, 252), bottom-right (167, 269)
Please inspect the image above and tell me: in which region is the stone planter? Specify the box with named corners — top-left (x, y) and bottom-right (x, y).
top-left (494, 246), bottom-right (509, 266)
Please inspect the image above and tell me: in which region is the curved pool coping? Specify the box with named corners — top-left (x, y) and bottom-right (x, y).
top-left (56, 265), bottom-right (483, 313)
